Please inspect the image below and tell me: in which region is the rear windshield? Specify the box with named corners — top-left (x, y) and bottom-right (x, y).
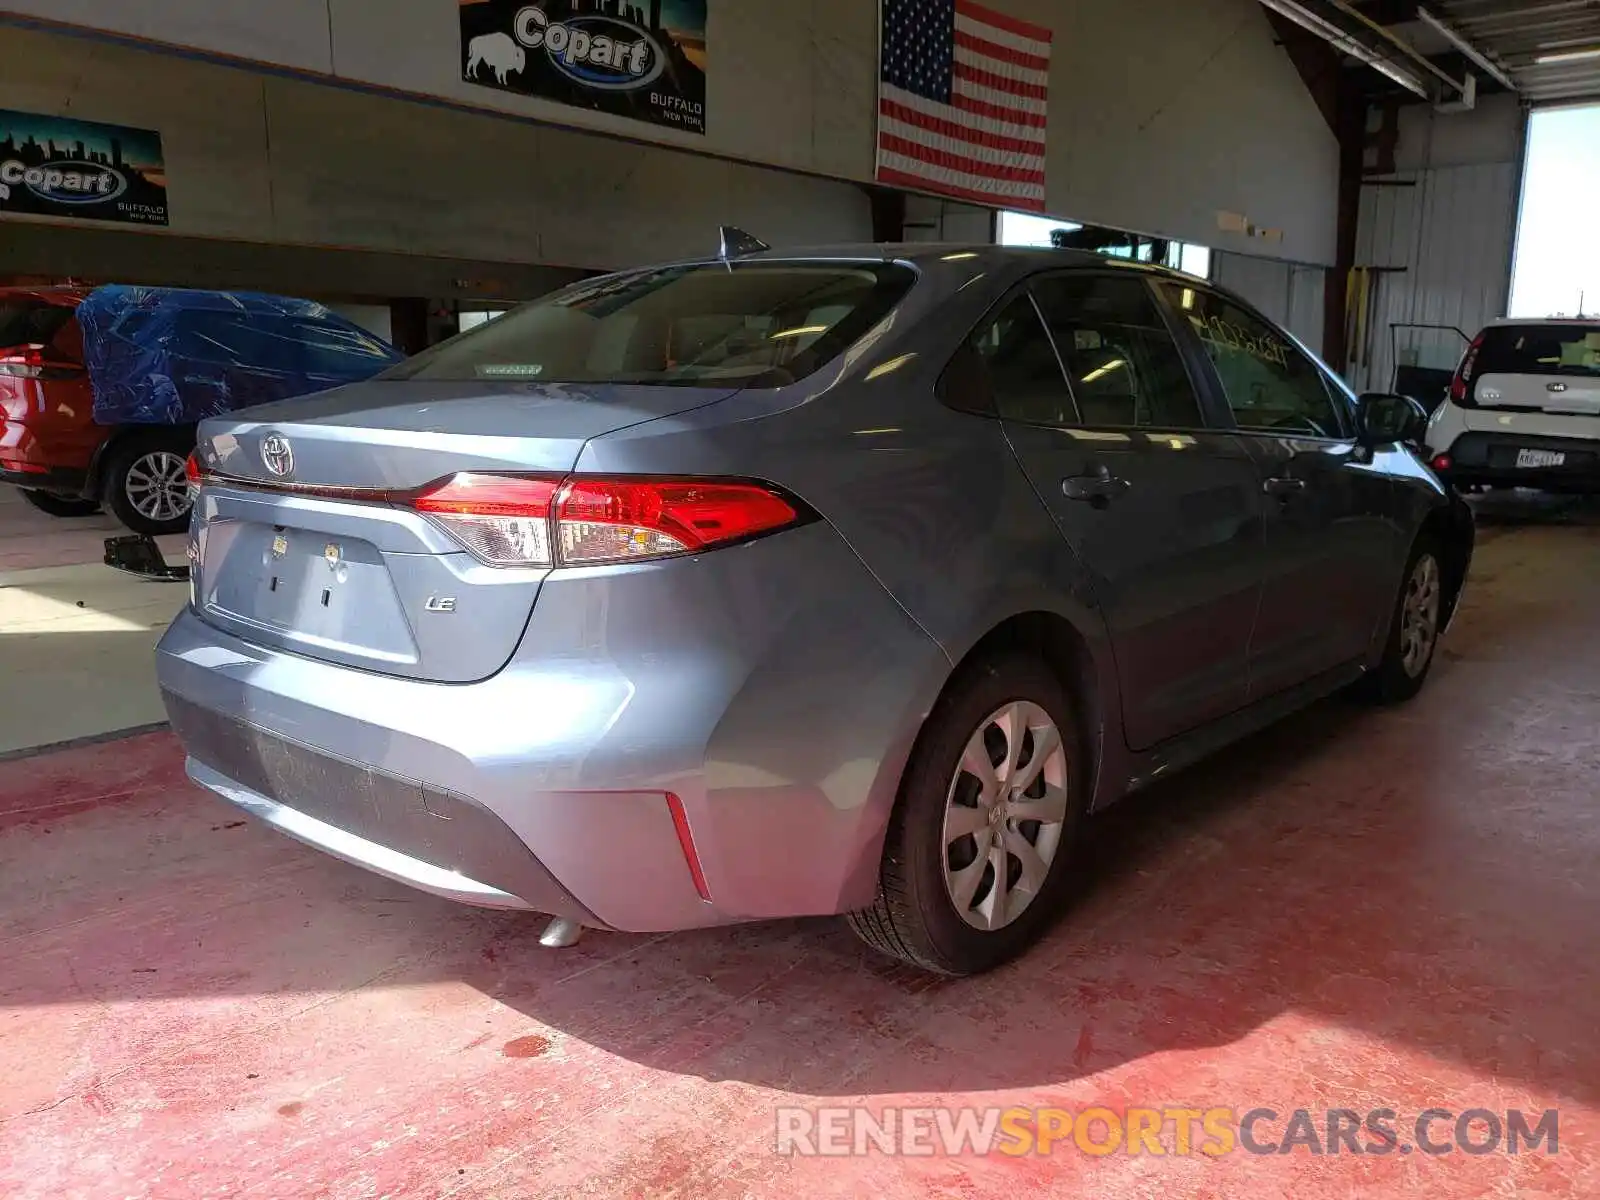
top-left (385, 261), bottom-right (916, 388)
top-left (1476, 324), bottom-right (1600, 379)
top-left (0, 302), bottom-right (74, 350)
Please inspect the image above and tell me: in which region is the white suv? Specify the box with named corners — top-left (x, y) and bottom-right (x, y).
top-left (1426, 317), bottom-right (1600, 491)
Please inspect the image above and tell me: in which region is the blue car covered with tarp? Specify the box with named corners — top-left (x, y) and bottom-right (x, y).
top-left (77, 285), bottom-right (404, 427)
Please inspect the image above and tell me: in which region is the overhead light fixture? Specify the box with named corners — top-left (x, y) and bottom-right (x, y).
top-left (1535, 46), bottom-right (1600, 65)
top-left (1417, 6), bottom-right (1517, 92)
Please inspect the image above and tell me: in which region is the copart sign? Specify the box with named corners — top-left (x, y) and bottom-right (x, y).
top-left (459, 0), bottom-right (707, 135)
top-left (0, 109), bottom-right (168, 226)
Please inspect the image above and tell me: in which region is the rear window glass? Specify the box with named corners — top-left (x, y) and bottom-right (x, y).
top-left (385, 262), bottom-right (916, 388)
top-left (1476, 325), bottom-right (1600, 379)
top-left (0, 302), bottom-right (74, 351)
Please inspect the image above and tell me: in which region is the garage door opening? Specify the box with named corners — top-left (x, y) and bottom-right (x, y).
top-left (1509, 103), bottom-right (1600, 318)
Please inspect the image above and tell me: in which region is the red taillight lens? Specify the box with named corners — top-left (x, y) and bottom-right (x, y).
top-left (408, 472), bottom-right (802, 567)
top-left (1431, 453), bottom-right (1452, 472)
top-left (0, 347), bottom-right (45, 380)
top-left (184, 452), bottom-right (203, 487)
top-left (412, 473), bottom-right (561, 566)
top-left (1450, 333), bottom-right (1485, 406)
top-left (556, 478), bottom-right (799, 565)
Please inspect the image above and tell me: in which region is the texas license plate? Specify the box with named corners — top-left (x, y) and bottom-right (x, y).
top-left (1516, 449), bottom-right (1565, 469)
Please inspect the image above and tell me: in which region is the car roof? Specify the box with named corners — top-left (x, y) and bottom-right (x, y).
top-left (1486, 316), bottom-right (1600, 327)
top-left (657, 241), bottom-right (1203, 283)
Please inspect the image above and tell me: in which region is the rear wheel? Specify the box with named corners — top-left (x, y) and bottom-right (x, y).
top-left (19, 489), bottom-right (101, 518)
top-left (848, 656), bottom-right (1086, 976)
top-left (1353, 536), bottom-right (1444, 704)
top-left (100, 433), bottom-right (193, 536)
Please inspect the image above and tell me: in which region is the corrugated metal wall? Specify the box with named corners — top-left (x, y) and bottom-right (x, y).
top-left (1347, 97), bottom-right (1524, 394)
top-left (1213, 252), bottom-right (1328, 356)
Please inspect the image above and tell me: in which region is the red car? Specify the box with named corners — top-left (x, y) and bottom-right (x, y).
top-left (1, 286), bottom-right (194, 534)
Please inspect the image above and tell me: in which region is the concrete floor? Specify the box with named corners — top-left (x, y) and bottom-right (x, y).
top-left (1, 496), bottom-right (1597, 1198)
top-left (0, 488), bottom-right (186, 755)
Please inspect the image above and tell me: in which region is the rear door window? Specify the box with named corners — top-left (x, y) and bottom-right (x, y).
top-left (387, 261), bottom-right (917, 389)
top-left (942, 293), bottom-right (1074, 424)
top-left (1476, 325), bottom-right (1600, 379)
top-left (1029, 274), bottom-right (1205, 429)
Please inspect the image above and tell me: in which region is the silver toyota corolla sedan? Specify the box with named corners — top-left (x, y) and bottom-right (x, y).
top-left (157, 239), bottom-right (1474, 975)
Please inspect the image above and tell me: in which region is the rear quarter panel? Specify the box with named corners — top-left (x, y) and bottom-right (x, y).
top-left (577, 266), bottom-right (1122, 873)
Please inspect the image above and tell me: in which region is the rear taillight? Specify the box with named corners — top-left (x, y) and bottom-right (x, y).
top-left (184, 452), bottom-right (204, 487)
top-left (0, 347), bottom-right (45, 379)
top-left (1450, 332), bottom-right (1485, 406)
top-left (555, 478), bottom-right (800, 564)
top-left (411, 474), bottom-right (561, 566)
top-left (409, 472), bottom-right (803, 568)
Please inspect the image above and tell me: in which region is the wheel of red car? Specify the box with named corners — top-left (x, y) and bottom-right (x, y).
top-left (19, 489), bottom-right (102, 519)
top-left (99, 432), bottom-right (195, 536)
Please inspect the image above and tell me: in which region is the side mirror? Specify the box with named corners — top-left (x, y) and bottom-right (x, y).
top-left (1356, 392), bottom-right (1428, 446)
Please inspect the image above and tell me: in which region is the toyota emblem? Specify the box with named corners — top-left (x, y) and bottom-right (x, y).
top-left (261, 434), bottom-right (293, 478)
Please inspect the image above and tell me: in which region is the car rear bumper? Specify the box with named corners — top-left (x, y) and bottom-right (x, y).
top-left (165, 691), bottom-right (604, 921)
top-left (156, 523), bottom-right (948, 931)
top-left (1436, 431), bottom-right (1600, 491)
top-left (0, 464), bottom-right (89, 495)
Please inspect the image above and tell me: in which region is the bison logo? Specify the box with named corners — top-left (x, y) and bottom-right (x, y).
top-left (466, 32), bottom-right (527, 84)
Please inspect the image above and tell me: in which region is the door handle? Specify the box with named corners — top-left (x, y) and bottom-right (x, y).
top-left (1262, 476), bottom-right (1307, 498)
top-left (1062, 466), bottom-right (1130, 507)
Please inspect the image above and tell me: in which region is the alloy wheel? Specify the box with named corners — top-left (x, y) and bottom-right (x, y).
top-left (124, 451), bottom-right (193, 523)
top-left (1400, 553), bottom-right (1441, 678)
top-left (941, 701), bottom-right (1070, 931)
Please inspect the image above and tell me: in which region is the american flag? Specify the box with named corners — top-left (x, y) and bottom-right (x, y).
top-left (876, 0), bottom-right (1051, 212)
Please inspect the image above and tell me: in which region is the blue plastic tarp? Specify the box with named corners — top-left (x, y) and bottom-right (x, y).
top-left (78, 285), bottom-right (405, 426)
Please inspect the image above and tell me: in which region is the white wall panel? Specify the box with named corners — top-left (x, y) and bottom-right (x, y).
top-left (2, 0), bottom-right (1338, 266)
top-left (1213, 252), bottom-right (1328, 353)
top-left (902, 195), bottom-right (994, 244)
top-left (1348, 96), bottom-right (1523, 394)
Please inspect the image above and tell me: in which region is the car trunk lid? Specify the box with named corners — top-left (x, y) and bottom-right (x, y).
top-left (190, 379), bottom-right (738, 683)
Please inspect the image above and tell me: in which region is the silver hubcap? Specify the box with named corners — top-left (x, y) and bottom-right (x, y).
top-left (1400, 553), bottom-right (1441, 678)
top-left (125, 451), bottom-right (192, 522)
top-left (941, 701), bottom-right (1070, 931)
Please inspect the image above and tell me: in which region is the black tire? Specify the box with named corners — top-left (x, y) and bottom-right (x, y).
top-left (99, 432), bottom-right (194, 536)
top-left (1351, 534), bottom-right (1445, 705)
top-left (847, 655), bottom-right (1088, 976)
top-left (19, 489), bottom-right (101, 518)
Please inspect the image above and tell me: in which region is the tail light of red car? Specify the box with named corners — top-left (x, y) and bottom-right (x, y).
top-left (0, 346), bottom-right (84, 381)
top-left (1449, 332), bottom-right (1485, 407)
top-left (409, 472), bottom-right (806, 568)
top-left (0, 347), bottom-right (46, 379)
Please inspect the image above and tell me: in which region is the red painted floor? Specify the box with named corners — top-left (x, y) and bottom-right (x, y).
top-left (2, 500), bottom-right (1598, 1198)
